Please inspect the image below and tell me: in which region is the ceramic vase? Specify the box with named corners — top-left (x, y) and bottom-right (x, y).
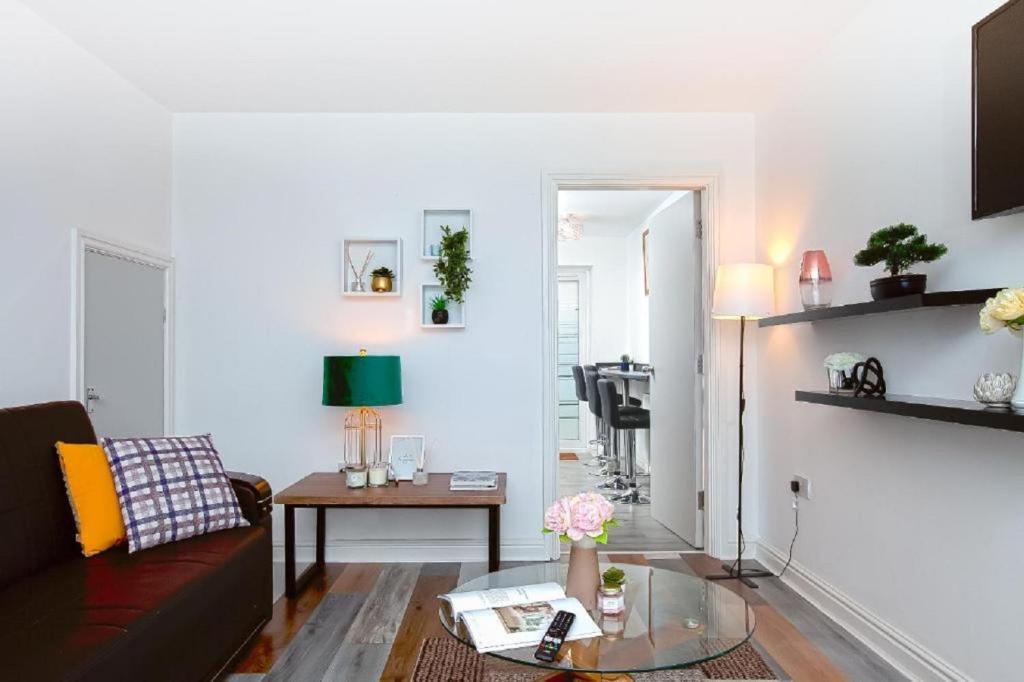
top-left (565, 537), bottom-right (599, 610)
top-left (1014, 337), bottom-right (1024, 410)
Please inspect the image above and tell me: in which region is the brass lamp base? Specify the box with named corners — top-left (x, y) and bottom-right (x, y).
top-left (344, 406), bottom-right (382, 474)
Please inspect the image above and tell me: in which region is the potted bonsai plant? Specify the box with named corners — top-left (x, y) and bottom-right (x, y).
top-left (370, 266), bottom-right (395, 293)
top-left (433, 225), bottom-right (472, 304)
top-left (430, 295), bottom-right (449, 325)
top-left (853, 223), bottom-right (947, 300)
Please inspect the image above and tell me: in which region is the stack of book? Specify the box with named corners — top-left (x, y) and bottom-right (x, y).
top-left (450, 470), bottom-right (498, 491)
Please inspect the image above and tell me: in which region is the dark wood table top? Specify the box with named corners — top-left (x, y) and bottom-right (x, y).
top-left (274, 472), bottom-right (507, 507)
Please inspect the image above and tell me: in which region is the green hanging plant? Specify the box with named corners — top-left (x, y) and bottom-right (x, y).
top-left (433, 225), bottom-right (472, 304)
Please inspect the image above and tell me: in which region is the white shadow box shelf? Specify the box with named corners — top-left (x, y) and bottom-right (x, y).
top-left (420, 283), bottom-right (466, 329)
top-left (421, 209), bottom-right (473, 260)
top-left (342, 238), bottom-right (402, 297)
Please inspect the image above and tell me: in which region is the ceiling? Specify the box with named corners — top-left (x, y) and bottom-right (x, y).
top-left (558, 190), bottom-right (674, 238)
top-left (20, 0), bottom-right (864, 112)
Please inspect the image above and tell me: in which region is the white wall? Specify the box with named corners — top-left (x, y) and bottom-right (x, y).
top-left (558, 236), bottom-right (630, 364)
top-left (173, 113), bottom-right (756, 561)
top-left (754, 1), bottom-right (1024, 679)
top-left (0, 1), bottom-right (171, 408)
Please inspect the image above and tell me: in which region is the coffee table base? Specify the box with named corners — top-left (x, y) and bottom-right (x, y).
top-left (539, 673), bottom-right (633, 681)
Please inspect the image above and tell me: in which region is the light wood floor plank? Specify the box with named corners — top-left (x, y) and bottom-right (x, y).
top-left (264, 593), bottom-right (367, 682)
top-left (379, 568), bottom-right (460, 681)
top-left (323, 643), bottom-right (392, 681)
top-left (343, 563), bottom-right (422, 644)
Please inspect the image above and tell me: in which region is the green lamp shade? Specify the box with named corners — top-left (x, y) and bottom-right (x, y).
top-left (323, 355), bottom-right (402, 407)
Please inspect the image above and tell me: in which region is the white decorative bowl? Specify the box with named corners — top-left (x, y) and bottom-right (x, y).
top-left (973, 372), bottom-right (1016, 407)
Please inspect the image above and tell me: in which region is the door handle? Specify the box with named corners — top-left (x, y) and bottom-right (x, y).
top-left (86, 386), bottom-right (102, 413)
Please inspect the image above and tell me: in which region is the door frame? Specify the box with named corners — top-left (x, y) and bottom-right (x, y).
top-left (70, 230), bottom-right (176, 434)
top-left (541, 173), bottom-right (724, 559)
top-left (557, 266), bottom-right (592, 452)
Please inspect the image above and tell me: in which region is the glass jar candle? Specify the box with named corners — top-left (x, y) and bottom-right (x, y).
top-left (345, 466), bottom-right (367, 488)
top-left (368, 462), bottom-right (389, 487)
top-left (598, 585), bottom-right (625, 615)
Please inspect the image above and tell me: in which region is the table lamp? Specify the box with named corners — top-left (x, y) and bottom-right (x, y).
top-left (705, 263), bottom-right (774, 588)
top-left (323, 350), bottom-right (402, 487)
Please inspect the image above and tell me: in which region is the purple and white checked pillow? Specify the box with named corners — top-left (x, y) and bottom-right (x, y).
top-left (102, 434), bottom-right (248, 553)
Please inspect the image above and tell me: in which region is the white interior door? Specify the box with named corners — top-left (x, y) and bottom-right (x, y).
top-left (557, 270), bottom-right (590, 451)
top-left (83, 248), bottom-right (167, 437)
top-left (647, 192), bottom-right (702, 546)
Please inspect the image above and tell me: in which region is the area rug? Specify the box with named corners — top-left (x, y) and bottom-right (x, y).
top-left (411, 637), bottom-right (776, 681)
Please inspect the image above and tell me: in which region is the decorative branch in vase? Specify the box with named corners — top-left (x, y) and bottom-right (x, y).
top-left (347, 249), bottom-right (374, 292)
top-left (543, 492), bottom-right (618, 610)
top-left (979, 288), bottom-right (1024, 409)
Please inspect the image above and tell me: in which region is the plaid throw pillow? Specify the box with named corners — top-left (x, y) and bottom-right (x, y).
top-left (102, 434), bottom-right (248, 553)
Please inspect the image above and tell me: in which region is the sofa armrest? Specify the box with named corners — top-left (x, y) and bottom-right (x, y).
top-left (227, 471), bottom-right (273, 526)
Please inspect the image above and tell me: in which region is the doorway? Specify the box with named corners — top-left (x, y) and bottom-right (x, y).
top-left (551, 188), bottom-right (704, 553)
top-left (73, 232), bottom-right (174, 437)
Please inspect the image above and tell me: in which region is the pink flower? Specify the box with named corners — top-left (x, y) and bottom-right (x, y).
top-left (568, 495), bottom-right (609, 541)
top-left (544, 497), bottom-right (572, 535)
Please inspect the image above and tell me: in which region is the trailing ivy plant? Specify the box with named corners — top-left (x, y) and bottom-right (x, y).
top-left (853, 223), bottom-right (947, 277)
top-left (433, 225), bottom-right (472, 303)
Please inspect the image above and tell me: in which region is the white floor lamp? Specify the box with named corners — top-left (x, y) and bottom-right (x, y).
top-left (706, 263), bottom-right (775, 588)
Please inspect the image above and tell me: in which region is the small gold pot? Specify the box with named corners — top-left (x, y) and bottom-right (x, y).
top-left (371, 275), bottom-right (393, 293)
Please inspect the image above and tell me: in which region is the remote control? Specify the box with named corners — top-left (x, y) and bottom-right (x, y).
top-left (534, 610), bottom-right (575, 662)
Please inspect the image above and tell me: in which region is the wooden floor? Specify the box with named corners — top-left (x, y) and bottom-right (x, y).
top-left (559, 454), bottom-right (696, 552)
top-left (229, 554), bottom-right (905, 681)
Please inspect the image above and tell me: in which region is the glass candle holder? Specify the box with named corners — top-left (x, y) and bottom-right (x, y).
top-left (368, 462), bottom-right (390, 487)
top-left (345, 466), bottom-right (367, 488)
top-left (799, 250), bottom-right (833, 310)
top-left (598, 585), bottom-right (625, 615)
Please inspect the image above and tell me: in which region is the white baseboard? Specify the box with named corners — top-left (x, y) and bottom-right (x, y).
top-left (756, 540), bottom-right (969, 682)
top-left (273, 538), bottom-right (549, 564)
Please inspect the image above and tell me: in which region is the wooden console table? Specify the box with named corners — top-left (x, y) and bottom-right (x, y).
top-left (274, 472), bottom-right (507, 598)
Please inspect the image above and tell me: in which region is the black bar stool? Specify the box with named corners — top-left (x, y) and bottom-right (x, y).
top-left (597, 378), bottom-right (650, 505)
top-left (571, 365), bottom-right (609, 465)
top-left (584, 367), bottom-right (627, 490)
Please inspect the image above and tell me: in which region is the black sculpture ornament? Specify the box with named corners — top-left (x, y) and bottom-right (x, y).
top-left (852, 357), bottom-right (886, 397)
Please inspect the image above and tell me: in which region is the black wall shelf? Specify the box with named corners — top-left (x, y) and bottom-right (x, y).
top-left (795, 390), bottom-right (1024, 433)
top-left (758, 288), bottom-right (1000, 327)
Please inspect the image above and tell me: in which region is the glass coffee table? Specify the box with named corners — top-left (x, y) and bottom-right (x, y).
top-left (439, 562), bottom-right (755, 681)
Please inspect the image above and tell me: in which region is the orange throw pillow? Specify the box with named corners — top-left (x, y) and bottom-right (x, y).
top-left (56, 442), bottom-right (126, 556)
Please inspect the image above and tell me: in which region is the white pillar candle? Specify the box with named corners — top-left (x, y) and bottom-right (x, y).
top-left (368, 464), bottom-right (389, 487)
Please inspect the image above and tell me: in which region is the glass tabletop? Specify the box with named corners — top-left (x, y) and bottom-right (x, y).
top-left (439, 563), bottom-right (755, 674)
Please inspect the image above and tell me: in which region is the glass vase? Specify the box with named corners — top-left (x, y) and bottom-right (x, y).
top-left (799, 250), bottom-right (833, 310)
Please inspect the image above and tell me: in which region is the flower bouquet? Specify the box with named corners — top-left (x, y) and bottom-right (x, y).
top-left (979, 288), bottom-right (1024, 409)
top-left (543, 493), bottom-right (619, 610)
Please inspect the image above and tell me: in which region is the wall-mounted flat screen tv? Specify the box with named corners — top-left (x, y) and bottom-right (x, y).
top-left (973, 0), bottom-right (1024, 220)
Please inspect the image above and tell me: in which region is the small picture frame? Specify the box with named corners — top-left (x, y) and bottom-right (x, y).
top-left (389, 435), bottom-right (425, 481)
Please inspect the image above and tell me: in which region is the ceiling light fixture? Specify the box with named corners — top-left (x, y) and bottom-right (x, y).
top-left (558, 214), bottom-right (583, 241)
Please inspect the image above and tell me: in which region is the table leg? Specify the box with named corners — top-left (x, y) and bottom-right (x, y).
top-left (622, 378), bottom-right (630, 406)
top-left (284, 505), bottom-right (297, 598)
top-left (285, 505), bottom-right (327, 599)
top-left (315, 506), bottom-right (326, 568)
top-left (488, 505), bottom-right (500, 572)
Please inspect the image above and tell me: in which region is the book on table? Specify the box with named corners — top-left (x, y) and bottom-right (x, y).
top-left (450, 470), bottom-right (499, 491)
top-left (439, 582), bottom-right (601, 653)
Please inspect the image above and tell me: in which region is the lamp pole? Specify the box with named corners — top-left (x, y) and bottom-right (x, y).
top-left (707, 315), bottom-right (773, 588)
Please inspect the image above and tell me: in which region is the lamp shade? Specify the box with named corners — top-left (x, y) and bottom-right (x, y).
top-left (712, 263), bottom-right (774, 319)
top-left (323, 355), bottom-right (402, 407)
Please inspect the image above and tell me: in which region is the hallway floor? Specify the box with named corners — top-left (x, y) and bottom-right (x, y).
top-left (558, 452), bottom-right (696, 552)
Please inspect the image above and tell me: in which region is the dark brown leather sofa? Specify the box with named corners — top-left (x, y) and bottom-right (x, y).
top-left (0, 401), bottom-right (273, 681)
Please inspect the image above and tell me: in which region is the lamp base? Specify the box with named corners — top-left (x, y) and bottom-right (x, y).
top-left (344, 406), bottom-right (383, 475)
top-left (706, 561), bottom-right (774, 589)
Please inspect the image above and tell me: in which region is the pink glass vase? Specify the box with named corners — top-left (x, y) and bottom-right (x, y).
top-left (799, 250), bottom-right (833, 310)
top-left (565, 537), bottom-right (600, 610)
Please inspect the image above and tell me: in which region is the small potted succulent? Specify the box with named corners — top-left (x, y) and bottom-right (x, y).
top-left (853, 223), bottom-right (947, 300)
top-left (370, 266), bottom-right (396, 293)
top-left (430, 295), bottom-right (449, 325)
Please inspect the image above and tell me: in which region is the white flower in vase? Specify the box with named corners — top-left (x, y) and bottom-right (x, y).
top-left (979, 288), bottom-right (1024, 409)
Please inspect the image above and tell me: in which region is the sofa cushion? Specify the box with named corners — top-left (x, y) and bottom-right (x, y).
top-left (0, 402), bottom-right (96, 588)
top-left (102, 434), bottom-right (248, 553)
top-left (56, 442), bottom-right (127, 556)
top-left (0, 523), bottom-right (270, 682)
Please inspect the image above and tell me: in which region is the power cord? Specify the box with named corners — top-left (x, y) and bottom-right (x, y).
top-left (777, 492), bottom-right (799, 578)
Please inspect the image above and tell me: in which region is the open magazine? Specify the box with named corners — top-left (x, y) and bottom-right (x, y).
top-left (440, 582), bottom-right (601, 653)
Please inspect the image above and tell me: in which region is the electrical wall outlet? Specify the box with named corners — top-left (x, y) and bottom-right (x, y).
top-left (792, 474), bottom-right (811, 499)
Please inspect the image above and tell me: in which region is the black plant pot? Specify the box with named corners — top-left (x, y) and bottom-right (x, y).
top-left (431, 309), bottom-right (449, 325)
top-left (869, 274), bottom-right (927, 301)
